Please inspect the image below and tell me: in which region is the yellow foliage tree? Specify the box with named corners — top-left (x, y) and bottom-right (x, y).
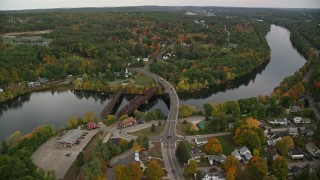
top-left (204, 137), bottom-right (222, 155)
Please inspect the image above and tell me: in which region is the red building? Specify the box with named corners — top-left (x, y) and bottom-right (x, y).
top-left (119, 117), bottom-right (137, 128)
top-left (87, 122), bottom-right (99, 129)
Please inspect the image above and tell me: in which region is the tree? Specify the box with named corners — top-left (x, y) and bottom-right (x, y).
top-left (115, 162), bottom-right (143, 180)
top-left (77, 151), bottom-right (85, 166)
top-left (136, 136), bottom-right (149, 149)
top-left (222, 155), bottom-right (240, 171)
top-left (82, 156), bottom-right (104, 180)
top-left (204, 137), bottom-right (222, 155)
top-left (67, 116), bottom-right (78, 128)
top-left (85, 111), bottom-right (94, 122)
top-left (275, 139), bottom-right (289, 156)
top-left (184, 160), bottom-right (198, 177)
top-left (233, 125), bottom-right (262, 151)
top-left (226, 166), bottom-right (237, 180)
top-left (246, 118), bottom-right (260, 128)
top-left (129, 162), bottom-right (143, 180)
top-left (313, 121), bottom-right (320, 144)
top-left (246, 156), bottom-right (268, 180)
top-left (119, 114), bottom-right (129, 121)
top-left (134, 110), bottom-right (144, 120)
top-left (176, 140), bottom-right (192, 164)
top-left (271, 156), bottom-right (288, 180)
top-left (1, 141), bottom-right (8, 154)
top-left (151, 123), bottom-right (156, 132)
top-left (144, 160), bottom-right (164, 180)
top-left (282, 136), bottom-right (294, 148)
top-left (104, 115), bottom-right (116, 126)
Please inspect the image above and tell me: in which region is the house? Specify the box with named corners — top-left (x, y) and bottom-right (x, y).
top-left (87, 122), bottom-right (99, 129)
top-left (306, 142), bottom-right (320, 158)
top-left (202, 173), bottom-right (225, 180)
top-left (290, 105), bottom-right (302, 113)
top-left (267, 146), bottom-right (279, 161)
top-left (134, 150), bottom-right (140, 162)
top-left (143, 57), bottom-right (149, 62)
top-left (189, 152), bottom-right (206, 163)
top-left (140, 151), bottom-right (149, 161)
top-left (119, 117), bottom-right (137, 128)
top-left (271, 118), bottom-right (288, 125)
top-left (39, 77), bottom-right (48, 84)
top-left (239, 146), bottom-right (252, 161)
top-left (0, 88), bottom-right (3, 93)
top-left (305, 126), bottom-right (314, 136)
top-left (195, 138), bottom-right (208, 146)
top-left (293, 117), bottom-right (303, 123)
top-left (288, 148), bottom-right (304, 159)
top-left (268, 134), bottom-right (282, 145)
top-left (288, 127), bottom-right (299, 137)
top-left (228, 123), bottom-right (234, 130)
top-left (294, 117), bottom-right (311, 124)
top-left (231, 149), bottom-right (242, 161)
top-left (207, 154), bottom-right (226, 165)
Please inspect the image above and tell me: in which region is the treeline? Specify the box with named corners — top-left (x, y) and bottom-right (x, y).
top-left (0, 125), bottom-right (56, 179)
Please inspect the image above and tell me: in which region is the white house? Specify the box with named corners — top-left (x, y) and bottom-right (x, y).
top-left (293, 117), bottom-right (303, 124)
top-left (143, 57), bottom-right (149, 62)
top-left (288, 127), bottom-right (299, 137)
top-left (134, 150), bottom-right (140, 161)
top-left (0, 88), bottom-right (3, 93)
top-left (202, 173), bottom-right (225, 180)
top-left (288, 148), bottom-right (304, 160)
top-left (195, 138), bottom-right (208, 146)
top-left (270, 118), bottom-right (288, 125)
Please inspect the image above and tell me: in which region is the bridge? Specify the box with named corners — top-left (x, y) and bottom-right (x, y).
top-left (116, 87), bottom-right (159, 119)
top-left (100, 88), bottom-right (123, 119)
top-left (130, 68), bottom-right (182, 180)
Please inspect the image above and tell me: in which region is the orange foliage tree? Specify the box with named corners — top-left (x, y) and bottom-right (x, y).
top-left (204, 137), bottom-right (222, 155)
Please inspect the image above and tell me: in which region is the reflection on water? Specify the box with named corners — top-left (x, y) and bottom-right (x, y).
top-left (0, 25), bottom-right (306, 140)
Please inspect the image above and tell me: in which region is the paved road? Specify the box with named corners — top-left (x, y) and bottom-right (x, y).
top-left (132, 68), bottom-right (183, 180)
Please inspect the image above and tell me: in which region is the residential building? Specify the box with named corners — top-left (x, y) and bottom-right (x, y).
top-left (294, 117), bottom-right (311, 124)
top-left (271, 118), bottom-right (288, 125)
top-left (207, 154), bottom-right (226, 165)
top-left (195, 138), bottom-right (208, 146)
top-left (288, 127), bottom-right (299, 137)
top-left (140, 151), bottom-right (149, 161)
top-left (202, 173), bottom-right (225, 180)
top-left (189, 152), bottom-right (206, 163)
top-left (119, 117), bottom-right (137, 128)
top-left (288, 148), bottom-right (304, 159)
top-left (290, 105), bottom-right (302, 113)
top-left (0, 88), bottom-right (3, 93)
top-left (134, 150), bottom-right (140, 162)
top-left (239, 146), bottom-right (252, 162)
top-left (231, 149), bottom-right (242, 161)
top-left (306, 142), bottom-right (320, 158)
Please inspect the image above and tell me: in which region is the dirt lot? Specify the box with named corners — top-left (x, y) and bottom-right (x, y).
top-left (31, 129), bottom-right (99, 179)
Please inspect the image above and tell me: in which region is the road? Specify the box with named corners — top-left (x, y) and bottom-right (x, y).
top-left (185, 132), bottom-right (231, 140)
top-left (132, 68), bottom-right (183, 180)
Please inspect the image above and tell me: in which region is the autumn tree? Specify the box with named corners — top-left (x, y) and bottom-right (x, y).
top-left (104, 115), bottom-right (116, 126)
top-left (226, 166), bottom-right (237, 180)
top-left (119, 114), bottom-right (129, 121)
top-left (184, 160), bottom-right (199, 177)
top-left (67, 116), bottom-right (77, 128)
top-left (222, 155), bottom-right (240, 171)
top-left (144, 160), bottom-right (164, 180)
top-left (115, 162), bottom-right (143, 180)
top-left (204, 137), bottom-right (222, 155)
top-left (246, 156), bottom-right (268, 180)
top-left (246, 117), bottom-right (260, 128)
top-left (271, 156), bottom-right (288, 180)
top-left (85, 111), bottom-right (94, 122)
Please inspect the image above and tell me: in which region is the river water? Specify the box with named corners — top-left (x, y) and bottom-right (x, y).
top-left (0, 25), bottom-right (306, 140)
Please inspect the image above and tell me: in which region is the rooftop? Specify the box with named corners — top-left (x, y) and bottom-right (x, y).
top-left (58, 129), bottom-right (83, 144)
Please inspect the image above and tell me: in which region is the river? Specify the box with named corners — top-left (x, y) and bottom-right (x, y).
top-left (0, 25), bottom-right (306, 140)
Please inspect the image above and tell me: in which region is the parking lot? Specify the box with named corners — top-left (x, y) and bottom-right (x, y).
top-left (31, 129), bottom-right (99, 179)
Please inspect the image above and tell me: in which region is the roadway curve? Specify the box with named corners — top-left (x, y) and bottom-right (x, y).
top-left (131, 68), bottom-right (183, 180)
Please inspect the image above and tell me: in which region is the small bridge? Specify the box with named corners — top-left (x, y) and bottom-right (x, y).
top-left (116, 87), bottom-right (159, 119)
top-left (100, 88), bottom-right (123, 119)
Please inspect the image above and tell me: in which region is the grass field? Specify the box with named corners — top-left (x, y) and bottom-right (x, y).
top-left (127, 123), bottom-right (165, 138)
top-left (134, 74), bottom-right (154, 86)
top-left (216, 135), bottom-right (236, 155)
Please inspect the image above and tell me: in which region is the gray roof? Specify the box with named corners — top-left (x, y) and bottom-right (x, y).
top-left (289, 148), bottom-right (304, 156)
top-left (288, 127), bottom-right (299, 133)
top-left (231, 150), bottom-right (240, 157)
top-left (307, 142), bottom-right (320, 152)
top-left (244, 152), bottom-right (252, 160)
top-left (58, 129), bottom-right (83, 144)
top-left (276, 118), bottom-right (286, 123)
top-left (239, 146), bottom-right (250, 155)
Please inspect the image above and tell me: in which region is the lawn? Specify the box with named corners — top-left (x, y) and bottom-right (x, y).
top-left (216, 135), bottom-right (236, 155)
top-left (134, 74), bottom-right (154, 86)
top-left (176, 123), bottom-right (187, 136)
top-left (149, 142), bottom-right (163, 159)
top-left (127, 123), bottom-right (165, 138)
